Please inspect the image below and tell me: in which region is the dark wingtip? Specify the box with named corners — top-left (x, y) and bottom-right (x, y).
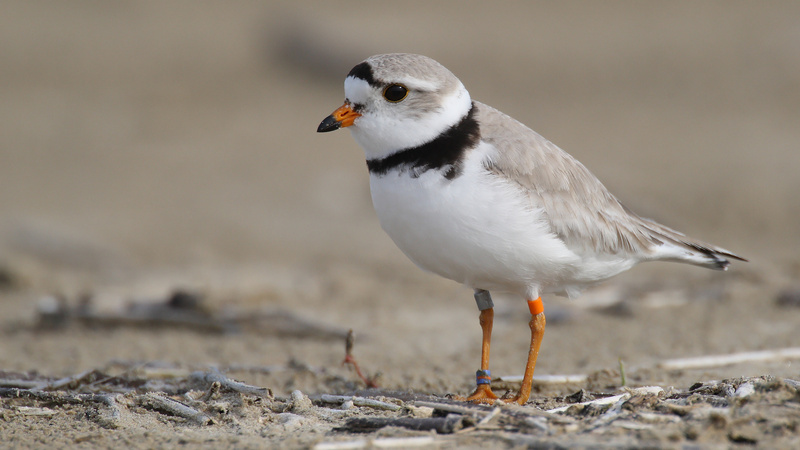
top-left (711, 249), bottom-right (748, 267)
top-left (689, 243), bottom-right (747, 270)
top-left (317, 115), bottom-right (341, 133)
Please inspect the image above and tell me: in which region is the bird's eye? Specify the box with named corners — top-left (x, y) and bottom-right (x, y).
top-left (382, 84), bottom-right (408, 102)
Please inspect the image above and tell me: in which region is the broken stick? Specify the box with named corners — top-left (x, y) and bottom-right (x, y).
top-left (342, 329), bottom-right (379, 388)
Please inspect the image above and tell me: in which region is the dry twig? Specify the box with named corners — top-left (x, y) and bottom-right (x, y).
top-left (190, 371), bottom-right (273, 398)
top-left (137, 392), bottom-right (212, 425)
top-left (317, 394), bottom-right (401, 411)
top-left (340, 414), bottom-right (464, 434)
top-left (342, 329), bottom-right (379, 388)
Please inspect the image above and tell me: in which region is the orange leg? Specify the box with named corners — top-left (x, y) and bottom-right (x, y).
top-left (508, 297), bottom-right (546, 405)
top-left (466, 307), bottom-right (499, 403)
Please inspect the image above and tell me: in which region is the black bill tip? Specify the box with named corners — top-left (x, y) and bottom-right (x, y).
top-left (317, 115), bottom-right (342, 133)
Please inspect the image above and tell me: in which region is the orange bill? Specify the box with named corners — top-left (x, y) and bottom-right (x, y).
top-left (317, 103), bottom-right (361, 132)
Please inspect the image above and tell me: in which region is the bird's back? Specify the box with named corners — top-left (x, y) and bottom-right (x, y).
top-left (473, 101), bottom-right (746, 270)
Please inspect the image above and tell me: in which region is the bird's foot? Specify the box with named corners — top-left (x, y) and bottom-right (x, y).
top-left (502, 391), bottom-right (530, 405)
top-left (464, 384), bottom-right (499, 404)
top-left (454, 386), bottom-right (531, 405)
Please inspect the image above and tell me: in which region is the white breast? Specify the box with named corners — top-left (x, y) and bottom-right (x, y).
top-left (368, 143), bottom-right (585, 299)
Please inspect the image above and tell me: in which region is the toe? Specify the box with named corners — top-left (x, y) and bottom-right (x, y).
top-left (465, 384), bottom-right (499, 404)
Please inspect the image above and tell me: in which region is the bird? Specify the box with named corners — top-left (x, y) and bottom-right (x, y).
top-left (317, 53), bottom-right (746, 405)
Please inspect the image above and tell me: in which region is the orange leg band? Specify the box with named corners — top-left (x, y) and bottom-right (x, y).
top-left (527, 297), bottom-right (544, 315)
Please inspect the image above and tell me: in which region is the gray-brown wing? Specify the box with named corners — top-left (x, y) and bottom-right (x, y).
top-left (474, 101), bottom-right (744, 266)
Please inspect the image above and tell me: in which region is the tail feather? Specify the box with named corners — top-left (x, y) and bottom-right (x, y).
top-left (637, 217), bottom-right (747, 270)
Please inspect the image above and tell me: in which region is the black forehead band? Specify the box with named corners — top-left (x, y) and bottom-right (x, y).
top-left (347, 62), bottom-right (380, 88)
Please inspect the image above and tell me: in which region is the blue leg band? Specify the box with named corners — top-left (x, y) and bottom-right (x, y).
top-left (476, 369), bottom-right (491, 385)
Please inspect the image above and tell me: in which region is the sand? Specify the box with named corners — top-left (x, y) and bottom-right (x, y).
top-left (1, 1), bottom-right (799, 448)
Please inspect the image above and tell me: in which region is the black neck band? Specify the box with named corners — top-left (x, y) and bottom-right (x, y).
top-left (366, 103), bottom-right (479, 180)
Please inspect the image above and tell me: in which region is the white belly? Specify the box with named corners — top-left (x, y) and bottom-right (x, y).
top-left (368, 149), bottom-right (581, 298)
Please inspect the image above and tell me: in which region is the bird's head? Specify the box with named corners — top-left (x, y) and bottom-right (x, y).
top-left (317, 53), bottom-right (472, 160)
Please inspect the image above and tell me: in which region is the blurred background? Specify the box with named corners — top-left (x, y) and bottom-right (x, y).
top-left (0, 1), bottom-right (798, 387)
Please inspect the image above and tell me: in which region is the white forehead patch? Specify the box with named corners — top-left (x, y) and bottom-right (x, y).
top-left (393, 77), bottom-right (438, 92)
top-left (344, 76), bottom-right (372, 104)
top-left (345, 74), bottom-right (440, 103)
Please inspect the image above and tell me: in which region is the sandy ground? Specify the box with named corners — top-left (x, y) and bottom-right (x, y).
top-left (1, 1), bottom-right (800, 448)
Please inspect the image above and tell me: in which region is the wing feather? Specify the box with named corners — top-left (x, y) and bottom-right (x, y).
top-left (474, 101), bottom-right (746, 268)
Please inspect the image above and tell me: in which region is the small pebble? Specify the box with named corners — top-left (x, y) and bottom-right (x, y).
top-left (37, 296), bottom-right (62, 314)
top-left (405, 405), bottom-right (433, 418)
top-left (733, 382), bottom-right (755, 398)
top-left (276, 413), bottom-right (304, 431)
top-left (290, 390), bottom-right (313, 413)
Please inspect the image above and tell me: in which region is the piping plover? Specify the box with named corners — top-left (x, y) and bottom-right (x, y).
top-left (317, 53), bottom-right (746, 405)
